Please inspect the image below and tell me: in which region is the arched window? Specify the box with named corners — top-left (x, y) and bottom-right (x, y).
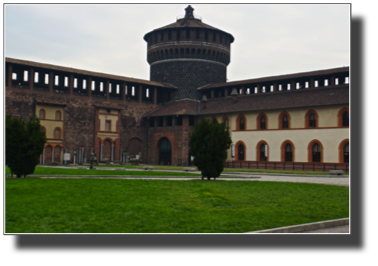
top-left (342, 111), bottom-right (349, 127)
top-left (55, 110), bottom-right (61, 121)
top-left (257, 113), bottom-right (268, 130)
top-left (54, 128), bottom-right (61, 139)
top-left (236, 114), bottom-right (246, 130)
top-left (224, 118), bottom-right (229, 128)
top-left (238, 143), bottom-right (245, 161)
top-left (285, 144), bottom-right (293, 162)
top-left (39, 109), bottom-right (45, 120)
top-left (309, 113), bottom-right (316, 127)
top-left (305, 110), bottom-right (318, 128)
top-left (281, 140), bottom-right (295, 162)
top-left (312, 143), bottom-right (321, 162)
top-left (240, 117), bottom-right (245, 130)
top-left (260, 116), bottom-right (266, 129)
top-left (282, 115), bottom-right (289, 129)
top-left (260, 143), bottom-right (267, 161)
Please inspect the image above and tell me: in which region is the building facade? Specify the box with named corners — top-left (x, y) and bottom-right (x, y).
top-left (5, 5), bottom-right (349, 170)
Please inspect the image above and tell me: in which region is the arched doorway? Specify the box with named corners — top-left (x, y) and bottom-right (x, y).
top-left (312, 143), bottom-right (321, 162)
top-left (45, 145), bottom-right (52, 164)
top-left (159, 138), bottom-right (171, 165)
top-left (102, 139), bottom-right (112, 161)
top-left (54, 146), bottom-right (61, 164)
top-left (285, 144), bottom-right (292, 162)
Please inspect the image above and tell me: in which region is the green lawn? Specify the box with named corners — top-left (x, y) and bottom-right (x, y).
top-left (5, 178), bottom-right (349, 233)
top-left (5, 166), bottom-right (201, 177)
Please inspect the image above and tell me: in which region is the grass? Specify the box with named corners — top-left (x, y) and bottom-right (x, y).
top-left (5, 166), bottom-right (202, 177)
top-left (5, 178), bottom-right (349, 233)
top-left (95, 164), bottom-right (349, 175)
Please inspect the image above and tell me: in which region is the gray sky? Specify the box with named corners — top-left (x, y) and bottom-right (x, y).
top-left (5, 3), bottom-right (350, 82)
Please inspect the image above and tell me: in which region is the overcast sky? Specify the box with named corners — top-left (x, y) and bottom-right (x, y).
top-left (5, 3), bottom-right (350, 82)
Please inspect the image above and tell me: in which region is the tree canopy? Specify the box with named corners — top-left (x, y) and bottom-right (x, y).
top-left (6, 114), bottom-right (47, 178)
top-left (189, 119), bottom-right (232, 180)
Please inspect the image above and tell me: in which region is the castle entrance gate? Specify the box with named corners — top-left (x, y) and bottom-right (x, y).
top-left (159, 138), bottom-right (171, 165)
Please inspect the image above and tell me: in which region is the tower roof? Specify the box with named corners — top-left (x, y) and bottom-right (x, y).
top-left (143, 5), bottom-right (234, 43)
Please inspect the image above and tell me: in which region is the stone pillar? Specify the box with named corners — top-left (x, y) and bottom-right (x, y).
top-left (224, 87), bottom-right (228, 97)
top-left (256, 85), bottom-right (261, 94)
top-left (138, 85), bottom-right (143, 103)
top-left (106, 80), bottom-right (110, 100)
top-left (240, 86), bottom-right (245, 95)
top-left (291, 80), bottom-right (296, 90)
top-left (273, 83), bottom-right (277, 92)
top-left (49, 71), bottom-right (54, 92)
top-left (310, 78), bottom-right (314, 88)
top-left (69, 74), bottom-right (74, 95)
top-left (153, 87), bottom-right (157, 105)
top-left (330, 75), bottom-right (335, 86)
top-left (122, 83), bottom-right (126, 101)
top-left (88, 77), bottom-right (92, 98)
top-left (29, 68), bottom-right (34, 90)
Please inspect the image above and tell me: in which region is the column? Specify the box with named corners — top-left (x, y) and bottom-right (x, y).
top-left (106, 80), bottom-right (110, 100)
top-left (88, 77), bottom-right (92, 98)
top-left (224, 87), bottom-right (228, 96)
top-left (138, 85), bottom-right (143, 103)
top-left (29, 68), bottom-right (34, 90)
top-left (122, 83), bottom-right (126, 101)
top-left (272, 83), bottom-right (277, 92)
top-left (310, 78), bottom-right (314, 88)
top-left (240, 86), bottom-right (245, 95)
top-left (49, 71), bottom-right (54, 92)
top-left (256, 84), bottom-right (261, 94)
top-left (330, 75), bottom-right (335, 86)
top-left (153, 87), bottom-right (157, 105)
top-left (69, 74), bottom-right (74, 95)
top-left (291, 80), bottom-right (296, 90)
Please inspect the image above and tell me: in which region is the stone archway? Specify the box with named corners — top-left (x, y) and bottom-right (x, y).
top-left (102, 139), bottom-right (112, 162)
top-left (158, 137), bottom-right (171, 166)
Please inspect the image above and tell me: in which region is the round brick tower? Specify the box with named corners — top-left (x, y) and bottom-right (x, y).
top-left (143, 5), bottom-right (234, 100)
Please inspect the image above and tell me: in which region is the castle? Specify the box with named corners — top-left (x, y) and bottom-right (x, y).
top-left (5, 5), bottom-right (349, 171)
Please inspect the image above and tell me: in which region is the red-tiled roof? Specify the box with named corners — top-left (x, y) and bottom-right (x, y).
top-left (198, 67), bottom-right (349, 90)
top-left (6, 57), bottom-right (177, 89)
top-left (199, 85), bottom-right (349, 115)
top-left (144, 99), bottom-right (199, 117)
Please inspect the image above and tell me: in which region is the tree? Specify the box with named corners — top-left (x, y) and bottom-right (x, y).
top-left (6, 113), bottom-right (47, 178)
top-left (189, 119), bottom-right (232, 180)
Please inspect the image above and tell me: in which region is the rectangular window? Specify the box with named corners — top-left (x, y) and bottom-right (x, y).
top-left (109, 83), bottom-right (112, 93)
top-left (324, 79), bottom-right (328, 86)
top-left (54, 75), bottom-right (59, 86)
top-left (305, 81), bottom-right (309, 88)
top-left (146, 88), bottom-right (149, 98)
top-left (100, 82), bottom-right (103, 92)
top-left (45, 74), bottom-right (49, 84)
top-left (64, 77), bottom-right (68, 87)
top-left (116, 84), bottom-right (120, 94)
top-left (132, 86), bottom-right (135, 96)
top-left (83, 80), bottom-right (87, 89)
top-left (24, 71), bottom-right (28, 82)
top-left (12, 73), bottom-right (17, 80)
top-left (74, 78), bottom-right (78, 88)
top-left (34, 72), bottom-right (39, 83)
top-left (105, 120), bottom-right (111, 131)
top-left (315, 80), bottom-right (318, 87)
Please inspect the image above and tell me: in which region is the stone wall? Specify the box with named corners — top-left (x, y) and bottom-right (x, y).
top-left (150, 60), bottom-right (226, 100)
top-left (6, 86), bottom-right (159, 164)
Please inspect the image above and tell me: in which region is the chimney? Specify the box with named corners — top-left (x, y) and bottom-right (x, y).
top-left (230, 88), bottom-right (238, 103)
top-left (201, 95), bottom-right (207, 109)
